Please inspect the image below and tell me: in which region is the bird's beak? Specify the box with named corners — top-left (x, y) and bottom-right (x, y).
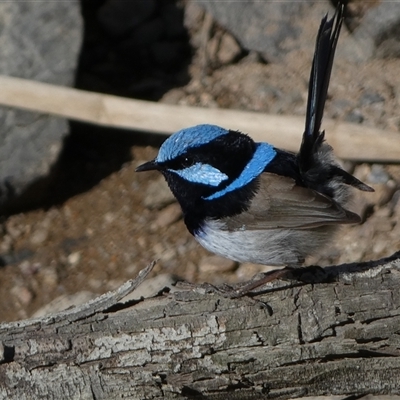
top-left (135, 160), bottom-right (159, 172)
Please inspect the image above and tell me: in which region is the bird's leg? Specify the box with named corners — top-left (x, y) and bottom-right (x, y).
top-left (180, 271), bottom-right (289, 298)
top-left (186, 268), bottom-right (293, 299)
top-left (174, 280), bottom-right (271, 309)
top-left (232, 267), bottom-right (293, 297)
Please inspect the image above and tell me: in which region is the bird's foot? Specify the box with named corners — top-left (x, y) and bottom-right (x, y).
top-left (177, 268), bottom-right (292, 298)
top-left (174, 280), bottom-right (271, 309)
top-left (231, 267), bottom-right (292, 297)
top-left (175, 265), bottom-right (328, 301)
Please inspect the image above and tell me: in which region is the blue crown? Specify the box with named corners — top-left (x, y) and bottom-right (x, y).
top-left (156, 124), bottom-right (229, 163)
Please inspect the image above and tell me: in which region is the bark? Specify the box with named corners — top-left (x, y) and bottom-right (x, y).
top-left (0, 254), bottom-right (400, 400)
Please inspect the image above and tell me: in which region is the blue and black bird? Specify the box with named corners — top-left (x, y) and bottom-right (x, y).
top-left (136, 6), bottom-right (373, 280)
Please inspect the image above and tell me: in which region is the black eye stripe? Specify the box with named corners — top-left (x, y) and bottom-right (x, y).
top-left (162, 130), bottom-right (255, 176)
top-left (165, 154), bottom-right (196, 170)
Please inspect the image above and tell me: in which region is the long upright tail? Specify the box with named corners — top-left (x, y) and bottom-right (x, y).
top-left (298, 4), bottom-right (343, 173)
top-left (298, 3), bottom-right (373, 194)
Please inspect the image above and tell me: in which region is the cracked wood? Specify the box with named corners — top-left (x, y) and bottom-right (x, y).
top-left (0, 254), bottom-right (399, 399)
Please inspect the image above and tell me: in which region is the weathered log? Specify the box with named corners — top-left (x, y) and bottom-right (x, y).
top-left (0, 254), bottom-right (400, 399)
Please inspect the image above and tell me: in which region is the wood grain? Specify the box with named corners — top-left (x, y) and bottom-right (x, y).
top-left (0, 254), bottom-right (400, 399)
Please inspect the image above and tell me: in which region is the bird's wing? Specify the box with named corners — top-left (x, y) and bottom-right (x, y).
top-left (222, 173), bottom-right (361, 231)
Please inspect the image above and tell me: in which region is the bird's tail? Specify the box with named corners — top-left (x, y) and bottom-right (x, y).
top-left (298, 3), bottom-right (373, 194)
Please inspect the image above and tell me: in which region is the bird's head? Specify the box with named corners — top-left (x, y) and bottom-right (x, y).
top-left (136, 124), bottom-right (276, 213)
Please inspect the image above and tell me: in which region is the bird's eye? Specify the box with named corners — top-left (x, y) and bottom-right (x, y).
top-left (181, 156), bottom-right (195, 168)
top-left (167, 155), bottom-right (196, 171)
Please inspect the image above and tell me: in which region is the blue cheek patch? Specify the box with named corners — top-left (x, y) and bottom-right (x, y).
top-left (157, 124), bottom-right (229, 163)
top-left (169, 163), bottom-right (229, 187)
top-left (204, 143), bottom-right (276, 200)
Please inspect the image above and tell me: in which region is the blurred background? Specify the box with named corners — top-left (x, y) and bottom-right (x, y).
top-left (0, 0), bottom-right (399, 322)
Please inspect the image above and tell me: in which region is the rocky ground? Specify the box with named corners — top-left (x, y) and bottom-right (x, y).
top-left (0, 0), bottom-right (400, 322)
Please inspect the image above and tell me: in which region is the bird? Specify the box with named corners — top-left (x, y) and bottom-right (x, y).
top-left (136, 4), bottom-right (373, 288)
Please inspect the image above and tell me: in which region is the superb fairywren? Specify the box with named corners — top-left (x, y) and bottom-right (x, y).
top-left (137, 6), bottom-right (373, 277)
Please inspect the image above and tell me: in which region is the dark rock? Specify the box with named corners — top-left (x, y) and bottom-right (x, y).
top-left (359, 90), bottom-right (385, 106)
top-left (162, 4), bottom-right (186, 39)
top-left (368, 165), bottom-right (391, 185)
top-left (192, 0), bottom-right (334, 62)
top-left (191, 0), bottom-right (400, 63)
top-left (344, 1), bottom-right (380, 32)
top-left (0, 2), bottom-right (82, 211)
top-left (344, 2), bottom-right (400, 61)
top-left (151, 41), bottom-right (186, 68)
top-left (124, 18), bottom-right (165, 48)
top-left (345, 109), bottom-right (365, 124)
top-left (329, 99), bottom-right (352, 118)
top-left (239, 51), bottom-right (265, 64)
top-left (376, 37), bottom-right (400, 59)
top-left (80, 1), bottom-right (190, 100)
top-left (98, 0), bottom-right (156, 37)
top-left (0, 248), bottom-right (34, 267)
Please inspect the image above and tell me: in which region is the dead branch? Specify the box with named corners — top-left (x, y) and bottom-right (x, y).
top-left (0, 75), bottom-right (399, 162)
top-left (0, 254), bottom-right (400, 399)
